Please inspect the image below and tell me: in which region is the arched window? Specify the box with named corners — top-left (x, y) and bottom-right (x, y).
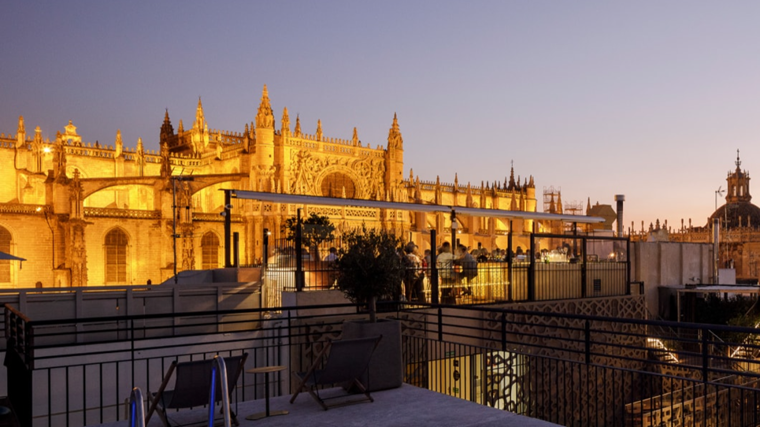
top-left (105, 228), bottom-right (128, 283)
top-left (321, 172), bottom-right (356, 198)
top-left (201, 232), bottom-right (219, 270)
top-left (0, 227), bottom-right (11, 283)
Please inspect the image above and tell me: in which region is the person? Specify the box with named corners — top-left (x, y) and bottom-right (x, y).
top-left (323, 246), bottom-right (339, 288)
top-left (323, 247), bottom-right (338, 262)
top-left (403, 243), bottom-right (424, 302)
top-left (455, 244), bottom-right (478, 297)
top-left (436, 242), bottom-right (456, 303)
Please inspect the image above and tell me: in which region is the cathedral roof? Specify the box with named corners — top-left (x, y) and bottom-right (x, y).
top-left (710, 201), bottom-right (760, 229)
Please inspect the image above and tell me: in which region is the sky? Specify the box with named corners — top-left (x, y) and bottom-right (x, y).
top-left (3, 1), bottom-right (760, 233)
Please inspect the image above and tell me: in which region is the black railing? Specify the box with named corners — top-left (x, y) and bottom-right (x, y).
top-left (260, 233), bottom-right (632, 308)
top-left (8, 297), bottom-right (760, 427)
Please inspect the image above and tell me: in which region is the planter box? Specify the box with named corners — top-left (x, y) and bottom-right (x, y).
top-left (342, 319), bottom-right (402, 392)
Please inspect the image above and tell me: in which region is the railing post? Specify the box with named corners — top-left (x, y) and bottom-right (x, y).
top-left (501, 312), bottom-right (507, 352)
top-left (295, 208), bottom-right (304, 292)
top-left (430, 230), bottom-right (438, 305)
top-left (581, 237), bottom-right (588, 298)
top-left (224, 190), bottom-right (232, 268)
top-left (507, 221), bottom-right (513, 302)
top-left (528, 234), bottom-right (535, 301)
top-left (702, 327), bottom-right (710, 382)
top-left (584, 320), bottom-right (591, 364)
top-left (437, 307), bottom-right (443, 342)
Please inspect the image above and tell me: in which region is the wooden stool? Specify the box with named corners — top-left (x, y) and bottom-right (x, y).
top-left (245, 366), bottom-right (288, 421)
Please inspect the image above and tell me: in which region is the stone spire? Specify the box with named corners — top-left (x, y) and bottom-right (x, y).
top-left (316, 120), bottom-right (323, 141)
top-left (510, 191), bottom-right (517, 210)
top-left (193, 98), bottom-right (205, 130)
top-left (136, 137), bottom-right (145, 176)
top-left (243, 123), bottom-right (251, 152)
top-left (294, 114), bottom-right (301, 137)
top-left (281, 107), bottom-right (290, 136)
top-left (256, 85), bottom-right (274, 129)
top-left (508, 162), bottom-right (516, 190)
top-left (15, 115), bottom-right (26, 149)
top-left (352, 127), bottom-right (359, 146)
top-left (160, 109), bottom-right (175, 147)
top-left (115, 130), bottom-right (123, 158)
top-left (387, 113), bottom-right (403, 150)
top-left (178, 119), bottom-right (184, 134)
top-left (586, 197), bottom-right (592, 215)
top-left (556, 191), bottom-right (563, 214)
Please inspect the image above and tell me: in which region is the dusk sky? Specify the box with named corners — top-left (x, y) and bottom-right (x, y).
top-left (3, 1), bottom-right (760, 233)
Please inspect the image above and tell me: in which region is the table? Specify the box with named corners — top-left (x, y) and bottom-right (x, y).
top-left (245, 365), bottom-right (289, 421)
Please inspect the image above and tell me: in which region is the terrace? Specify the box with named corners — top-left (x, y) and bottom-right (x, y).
top-left (6, 295), bottom-right (760, 427)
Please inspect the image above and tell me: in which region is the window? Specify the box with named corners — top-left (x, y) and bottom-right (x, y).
top-left (201, 232), bottom-right (219, 270)
top-left (321, 172), bottom-right (356, 198)
top-left (0, 227), bottom-right (11, 283)
top-left (105, 228), bottom-right (128, 283)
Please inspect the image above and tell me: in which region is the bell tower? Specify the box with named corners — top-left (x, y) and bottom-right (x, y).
top-left (384, 113), bottom-right (404, 200)
top-left (726, 150), bottom-right (751, 204)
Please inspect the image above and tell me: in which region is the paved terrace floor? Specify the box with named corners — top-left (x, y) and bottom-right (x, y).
top-left (98, 384), bottom-right (559, 427)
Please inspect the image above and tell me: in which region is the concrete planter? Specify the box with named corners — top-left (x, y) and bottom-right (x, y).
top-left (342, 319), bottom-right (403, 392)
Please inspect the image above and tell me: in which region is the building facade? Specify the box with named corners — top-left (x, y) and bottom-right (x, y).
top-left (0, 86), bottom-right (540, 288)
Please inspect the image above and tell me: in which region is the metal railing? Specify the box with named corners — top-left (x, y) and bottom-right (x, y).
top-left (7, 297), bottom-right (760, 427)
top-left (260, 233), bottom-right (632, 308)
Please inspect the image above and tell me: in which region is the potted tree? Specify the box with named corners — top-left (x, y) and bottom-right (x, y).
top-left (334, 224), bottom-right (404, 391)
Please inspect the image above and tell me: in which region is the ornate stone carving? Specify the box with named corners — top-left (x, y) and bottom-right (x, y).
top-left (256, 85), bottom-right (274, 129)
top-left (288, 150), bottom-right (384, 200)
top-left (69, 222), bottom-right (88, 287)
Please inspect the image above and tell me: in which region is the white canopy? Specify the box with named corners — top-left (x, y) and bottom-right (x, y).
top-left (230, 190), bottom-right (605, 224)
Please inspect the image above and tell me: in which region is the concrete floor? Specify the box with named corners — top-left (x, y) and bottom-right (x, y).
top-left (99, 384), bottom-right (559, 427)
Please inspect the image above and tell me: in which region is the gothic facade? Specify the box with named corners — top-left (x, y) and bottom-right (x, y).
top-left (0, 86), bottom-right (538, 288)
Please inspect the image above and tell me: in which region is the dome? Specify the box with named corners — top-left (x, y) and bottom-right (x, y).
top-left (709, 202), bottom-right (760, 229)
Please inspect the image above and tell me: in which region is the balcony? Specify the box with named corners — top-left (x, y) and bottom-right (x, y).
top-left (6, 298), bottom-right (760, 427)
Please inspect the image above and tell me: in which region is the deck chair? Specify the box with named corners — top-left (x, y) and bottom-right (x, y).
top-left (290, 335), bottom-right (382, 410)
top-left (146, 353), bottom-right (248, 427)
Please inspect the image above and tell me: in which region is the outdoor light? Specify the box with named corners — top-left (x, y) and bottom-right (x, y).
top-left (35, 207), bottom-right (42, 212)
top-left (43, 146), bottom-right (51, 153)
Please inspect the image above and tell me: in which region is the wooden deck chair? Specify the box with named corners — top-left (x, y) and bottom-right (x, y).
top-left (145, 353), bottom-right (248, 427)
top-left (290, 335), bottom-right (382, 410)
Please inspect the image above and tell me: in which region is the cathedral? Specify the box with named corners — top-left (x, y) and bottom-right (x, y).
top-left (632, 152), bottom-right (760, 282)
top-left (0, 86), bottom-right (540, 288)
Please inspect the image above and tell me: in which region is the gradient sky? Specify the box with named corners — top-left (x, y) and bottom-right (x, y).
top-left (3, 1), bottom-right (760, 233)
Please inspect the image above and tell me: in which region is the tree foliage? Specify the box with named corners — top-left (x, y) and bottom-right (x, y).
top-left (282, 213), bottom-right (336, 247)
top-left (695, 294), bottom-right (760, 343)
top-left (334, 225), bottom-right (404, 322)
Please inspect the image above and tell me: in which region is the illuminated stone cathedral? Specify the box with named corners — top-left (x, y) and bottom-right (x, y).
top-left (633, 152), bottom-right (760, 282)
top-left (0, 86), bottom-right (539, 288)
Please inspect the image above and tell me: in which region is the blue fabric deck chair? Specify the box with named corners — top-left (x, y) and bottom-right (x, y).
top-left (290, 335), bottom-right (382, 410)
top-left (145, 353), bottom-right (248, 427)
